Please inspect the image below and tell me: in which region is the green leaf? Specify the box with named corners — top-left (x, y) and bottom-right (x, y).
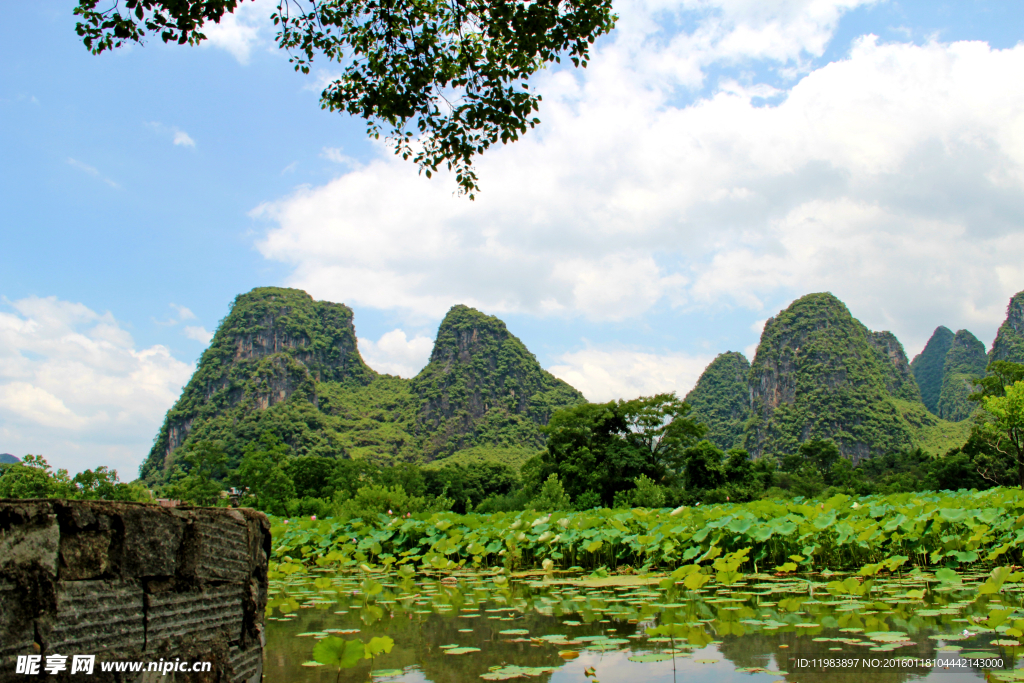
top-left (987, 608), bottom-right (1015, 629)
top-left (683, 572), bottom-right (711, 590)
top-left (313, 637), bottom-right (365, 669)
top-left (365, 636), bottom-right (395, 658)
top-left (934, 568), bottom-right (962, 584)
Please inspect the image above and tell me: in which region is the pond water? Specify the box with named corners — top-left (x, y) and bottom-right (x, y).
top-left (264, 569), bottom-right (1024, 683)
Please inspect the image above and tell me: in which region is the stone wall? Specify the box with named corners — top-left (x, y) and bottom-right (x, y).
top-left (0, 500), bottom-right (269, 683)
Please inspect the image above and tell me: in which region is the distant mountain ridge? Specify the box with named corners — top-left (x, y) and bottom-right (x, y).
top-left (683, 290), bottom-right (1024, 462)
top-left (0, 454), bottom-right (19, 464)
top-left (146, 286), bottom-right (1024, 479)
top-left (141, 288), bottom-right (584, 482)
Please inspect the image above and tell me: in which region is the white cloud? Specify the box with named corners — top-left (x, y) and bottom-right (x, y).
top-left (547, 348), bottom-right (714, 402)
top-left (0, 297), bottom-right (194, 477)
top-left (201, 0), bottom-right (276, 64)
top-left (170, 304), bottom-right (196, 321)
top-left (358, 330), bottom-right (434, 378)
top-left (321, 147), bottom-right (360, 169)
top-left (172, 130), bottom-right (196, 147)
top-left (183, 326), bottom-right (213, 344)
top-left (67, 158), bottom-right (120, 189)
top-left (253, 3), bottom-right (1024, 361)
top-left (147, 122), bottom-right (198, 149)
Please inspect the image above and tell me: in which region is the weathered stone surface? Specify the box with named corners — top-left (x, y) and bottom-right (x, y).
top-left (0, 500), bottom-right (268, 683)
top-left (47, 579), bottom-right (145, 655)
top-left (0, 578), bottom-right (36, 661)
top-left (59, 530), bottom-right (112, 580)
top-left (146, 584), bottom-right (243, 646)
top-left (189, 510), bottom-right (250, 584)
top-left (0, 501), bottom-right (59, 577)
top-left (119, 506), bottom-right (186, 579)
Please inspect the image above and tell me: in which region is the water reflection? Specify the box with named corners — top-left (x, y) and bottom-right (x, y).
top-left (264, 570), bottom-right (1021, 683)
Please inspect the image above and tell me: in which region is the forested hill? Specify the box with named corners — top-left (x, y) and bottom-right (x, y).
top-left (688, 293), bottom-right (976, 463)
top-left (911, 327), bottom-right (955, 414)
top-left (683, 351), bottom-right (750, 451)
top-left (141, 288), bottom-right (584, 483)
top-left (991, 290), bottom-right (1024, 364)
top-left (745, 293), bottom-right (924, 461)
top-left (935, 330), bottom-right (987, 422)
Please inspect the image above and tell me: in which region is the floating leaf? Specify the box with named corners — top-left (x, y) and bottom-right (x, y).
top-left (313, 637), bottom-right (365, 669)
top-left (628, 654), bottom-right (673, 662)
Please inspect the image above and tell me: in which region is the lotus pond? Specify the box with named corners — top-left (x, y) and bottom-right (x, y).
top-left (265, 566), bottom-right (1024, 683)
top-left (265, 488), bottom-right (1024, 682)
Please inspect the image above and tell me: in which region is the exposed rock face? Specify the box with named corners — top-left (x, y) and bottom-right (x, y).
top-left (0, 500), bottom-right (268, 683)
top-left (744, 293), bottom-right (917, 462)
top-left (990, 290), bottom-right (1024, 364)
top-left (936, 329), bottom-right (988, 422)
top-left (911, 326), bottom-right (955, 415)
top-left (412, 305), bottom-right (585, 457)
top-left (683, 352), bottom-right (751, 451)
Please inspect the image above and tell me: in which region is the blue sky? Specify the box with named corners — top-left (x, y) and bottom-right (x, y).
top-left (2, 0), bottom-right (1024, 476)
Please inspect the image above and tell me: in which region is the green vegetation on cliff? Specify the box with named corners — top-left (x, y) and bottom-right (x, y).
top-left (745, 293), bottom-right (920, 461)
top-left (142, 289), bottom-right (584, 484)
top-left (869, 331), bottom-right (922, 403)
top-left (683, 352), bottom-right (750, 451)
top-left (936, 329), bottom-right (987, 422)
top-left (911, 326), bottom-right (954, 415)
top-left (412, 305), bottom-right (585, 458)
top-left (991, 290), bottom-right (1024, 364)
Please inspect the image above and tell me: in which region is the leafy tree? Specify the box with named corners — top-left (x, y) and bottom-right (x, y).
top-left (0, 455), bottom-right (150, 501)
top-left (540, 394), bottom-right (704, 506)
top-left (73, 0), bottom-right (617, 198)
top-left (425, 461), bottom-right (518, 512)
top-left (798, 439), bottom-right (840, 480)
top-left (679, 441), bottom-right (725, 491)
top-left (978, 380), bottom-right (1024, 488)
top-left (71, 466), bottom-right (149, 501)
top-left (0, 455), bottom-right (73, 498)
top-left (334, 484), bottom-right (432, 518)
top-left (723, 448), bottom-right (754, 486)
top-left (613, 474), bottom-right (665, 509)
top-left (530, 474), bottom-right (571, 511)
top-left (971, 361), bottom-right (1024, 401)
top-left (618, 394), bottom-right (707, 472)
top-left (827, 457), bottom-right (864, 491)
top-left (235, 432), bottom-right (296, 514)
top-left (285, 455), bottom-right (338, 499)
top-left (572, 489), bottom-right (602, 510)
top-left (165, 440), bottom-right (228, 505)
top-left (329, 458), bottom-right (388, 500)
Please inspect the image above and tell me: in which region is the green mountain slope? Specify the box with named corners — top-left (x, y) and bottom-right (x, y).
top-left (745, 293), bottom-right (921, 462)
top-left (990, 290), bottom-right (1024, 364)
top-left (412, 305), bottom-right (586, 457)
top-left (936, 329), bottom-right (987, 422)
top-left (869, 330), bottom-right (922, 403)
top-left (910, 326), bottom-right (955, 415)
top-left (141, 289), bottom-right (584, 482)
top-left (683, 352), bottom-right (751, 451)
